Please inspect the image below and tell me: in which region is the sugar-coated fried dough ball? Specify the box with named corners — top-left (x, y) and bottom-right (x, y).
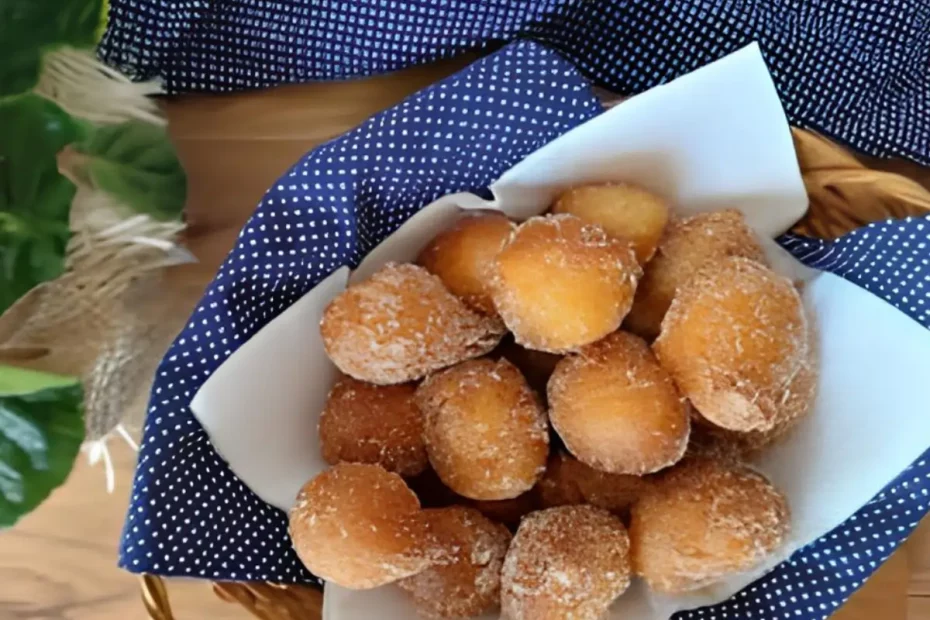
top-left (537, 453), bottom-right (647, 516)
top-left (407, 467), bottom-right (461, 509)
top-left (470, 492), bottom-right (539, 529)
top-left (319, 377), bottom-right (427, 476)
top-left (418, 358), bottom-right (549, 501)
top-left (625, 210), bottom-right (766, 340)
top-left (501, 506), bottom-right (631, 620)
top-left (690, 337), bottom-right (818, 459)
top-left (321, 263), bottom-right (505, 385)
top-left (289, 463), bottom-right (430, 589)
top-left (630, 458), bottom-right (790, 593)
top-left (409, 465), bottom-right (538, 529)
top-left (552, 183), bottom-right (670, 263)
top-left (491, 214), bottom-right (641, 353)
top-left (417, 212), bottom-right (516, 315)
top-left (549, 331), bottom-right (690, 475)
top-left (494, 335), bottom-right (563, 395)
top-left (654, 257), bottom-right (813, 433)
top-left (399, 507), bottom-right (512, 618)
top-left (535, 453), bottom-right (586, 507)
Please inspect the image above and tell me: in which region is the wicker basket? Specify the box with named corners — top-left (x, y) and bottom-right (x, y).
top-left (139, 126), bottom-right (930, 620)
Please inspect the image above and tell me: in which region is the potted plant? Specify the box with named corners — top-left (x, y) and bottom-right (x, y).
top-left (0, 0), bottom-right (187, 527)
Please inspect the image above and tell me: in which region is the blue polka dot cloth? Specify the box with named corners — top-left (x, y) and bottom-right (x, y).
top-left (118, 41), bottom-right (930, 618)
top-left (100, 0), bottom-right (930, 165)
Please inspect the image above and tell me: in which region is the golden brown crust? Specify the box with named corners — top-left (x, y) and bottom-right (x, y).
top-left (494, 335), bottom-right (563, 396)
top-left (536, 452), bottom-right (647, 516)
top-left (417, 212), bottom-right (516, 315)
top-left (469, 493), bottom-right (539, 530)
top-left (629, 458), bottom-right (790, 594)
top-left (552, 182), bottom-right (670, 263)
top-left (491, 214), bottom-right (641, 353)
top-left (418, 358), bottom-right (550, 501)
top-left (501, 506), bottom-right (631, 620)
top-left (689, 336), bottom-right (818, 458)
top-left (548, 331), bottom-right (690, 475)
top-left (289, 464), bottom-right (430, 589)
top-left (653, 257), bottom-right (812, 433)
top-left (624, 210), bottom-right (766, 340)
top-left (398, 507), bottom-right (512, 618)
top-left (321, 263), bottom-right (505, 385)
top-left (319, 377), bottom-right (427, 476)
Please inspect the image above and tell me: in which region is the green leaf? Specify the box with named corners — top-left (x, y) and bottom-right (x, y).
top-left (0, 94), bottom-right (78, 315)
top-left (74, 121), bottom-right (187, 221)
top-left (0, 365), bottom-right (78, 397)
top-left (0, 94), bottom-right (82, 214)
top-left (0, 369), bottom-right (84, 529)
top-left (0, 0), bottom-right (105, 96)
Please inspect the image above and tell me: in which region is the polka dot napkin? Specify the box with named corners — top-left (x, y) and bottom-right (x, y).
top-left (119, 42), bottom-right (930, 619)
top-left (100, 0), bottom-right (930, 165)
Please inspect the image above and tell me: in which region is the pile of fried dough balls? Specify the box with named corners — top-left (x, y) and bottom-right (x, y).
top-left (288, 182), bottom-right (817, 619)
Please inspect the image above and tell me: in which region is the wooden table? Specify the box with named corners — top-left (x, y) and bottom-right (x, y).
top-left (4, 57), bottom-right (930, 619)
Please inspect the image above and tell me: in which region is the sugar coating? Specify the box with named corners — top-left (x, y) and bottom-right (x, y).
top-left (417, 358), bottom-right (550, 501)
top-left (625, 210), bottom-right (766, 340)
top-left (288, 463), bottom-right (430, 589)
top-left (689, 321), bottom-right (819, 458)
top-left (398, 506), bottom-right (512, 618)
top-left (468, 492), bottom-right (539, 530)
top-left (491, 214), bottom-right (642, 353)
top-left (501, 505), bottom-right (631, 620)
top-left (418, 211), bottom-right (516, 316)
top-left (630, 458), bottom-right (790, 594)
top-left (536, 452), bottom-right (647, 516)
top-left (552, 182), bottom-right (670, 264)
top-left (494, 335), bottom-right (563, 396)
top-left (321, 263), bottom-right (505, 385)
top-left (548, 331), bottom-right (690, 475)
top-left (408, 465), bottom-right (539, 530)
top-left (654, 256), bottom-right (813, 433)
top-left (407, 466), bottom-right (462, 509)
top-left (319, 377), bottom-right (428, 477)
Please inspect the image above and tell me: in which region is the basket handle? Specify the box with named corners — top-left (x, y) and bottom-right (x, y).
top-left (141, 575), bottom-right (176, 620)
top-left (791, 128), bottom-right (930, 236)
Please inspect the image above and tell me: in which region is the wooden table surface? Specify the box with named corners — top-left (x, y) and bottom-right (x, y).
top-left (4, 56), bottom-right (930, 619)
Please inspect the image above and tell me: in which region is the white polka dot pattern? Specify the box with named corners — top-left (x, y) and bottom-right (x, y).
top-left (117, 42), bottom-right (930, 619)
top-left (119, 41), bottom-right (598, 588)
top-left (98, 0), bottom-right (930, 164)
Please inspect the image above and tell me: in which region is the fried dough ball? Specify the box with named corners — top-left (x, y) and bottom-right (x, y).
top-left (407, 468), bottom-right (538, 529)
top-left (548, 331), bottom-right (690, 475)
top-left (624, 210), bottom-right (766, 340)
top-left (630, 458), bottom-right (790, 593)
top-left (289, 463), bottom-right (430, 589)
top-left (407, 467), bottom-right (461, 509)
top-left (654, 257), bottom-right (813, 433)
top-left (418, 358), bottom-right (549, 501)
top-left (552, 183), bottom-right (670, 263)
top-left (417, 212), bottom-right (515, 315)
top-left (470, 492), bottom-right (539, 529)
top-left (399, 507), bottom-right (512, 618)
top-left (690, 341), bottom-right (818, 459)
top-left (536, 453), bottom-right (647, 516)
top-left (495, 335), bottom-right (562, 394)
top-left (501, 506), bottom-right (631, 620)
top-left (491, 214), bottom-right (641, 353)
top-left (319, 377), bottom-right (427, 476)
top-left (321, 263), bottom-right (505, 385)
top-left (535, 453), bottom-right (586, 508)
